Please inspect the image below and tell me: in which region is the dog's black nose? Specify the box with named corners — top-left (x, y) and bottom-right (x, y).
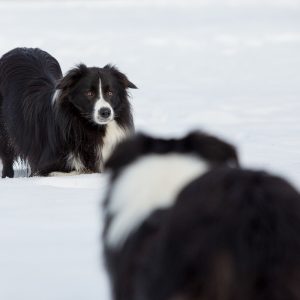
top-left (99, 107), bottom-right (111, 119)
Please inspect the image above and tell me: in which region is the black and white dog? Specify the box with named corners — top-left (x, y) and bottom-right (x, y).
top-left (102, 131), bottom-right (238, 299)
top-left (0, 47), bottom-right (136, 177)
top-left (103, 132), bottom-right (300, 300)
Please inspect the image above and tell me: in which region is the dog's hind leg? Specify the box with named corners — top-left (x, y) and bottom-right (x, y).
top-left (0, 122), bottom-right (14, 178)
top-left (0, 148), bottom-right (14, 178)
top-left (0, 100), bottom-right (14, 178)
top-left (1, 156), bottom-right (14, 178)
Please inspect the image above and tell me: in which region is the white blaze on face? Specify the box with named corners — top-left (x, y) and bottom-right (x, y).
top-left (93, 77), bottom-right (114, 125)
top-left (105, 154), bottom-right (208, 248)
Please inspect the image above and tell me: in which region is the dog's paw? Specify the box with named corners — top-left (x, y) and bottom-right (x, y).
top-left (48, 171), bottom-right (81, 177)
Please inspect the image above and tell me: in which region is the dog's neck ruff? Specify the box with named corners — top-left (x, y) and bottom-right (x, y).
top-left (105, 153), bottom-right (208, 248)
top-left (101, 121), bottom-right (130, 169)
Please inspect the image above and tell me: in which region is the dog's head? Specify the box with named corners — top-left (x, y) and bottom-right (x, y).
top-left (105, 131), bottom-right (239, 180)
top-left (54, 64), bottom-right (137, 125)
top-left (103, 131), bottom-right (239, 248)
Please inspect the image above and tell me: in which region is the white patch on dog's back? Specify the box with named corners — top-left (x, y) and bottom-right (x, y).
top-left (101, 121), bottom-right (130, 165)
top-left (105, 154), bottom-right (208, 248)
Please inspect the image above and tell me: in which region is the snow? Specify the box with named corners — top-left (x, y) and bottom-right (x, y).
top-left (0, 175), bottom-right (110, 300)
top-left (0, 0), bottom-right (299, 299)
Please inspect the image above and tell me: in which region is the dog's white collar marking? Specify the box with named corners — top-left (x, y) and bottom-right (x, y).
top-left (105, 154), bottom-right (208, 248)
top-left (101, 121), bottom-right (129, 168)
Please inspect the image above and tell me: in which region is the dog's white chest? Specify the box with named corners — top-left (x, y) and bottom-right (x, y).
top-left (101, 121), bottom-right (130, 166)
top-left (67, 153), bottom-right (86, 172)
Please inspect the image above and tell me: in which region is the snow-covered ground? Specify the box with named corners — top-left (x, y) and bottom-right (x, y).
top-left (0, 1), bottom-right (300, 299)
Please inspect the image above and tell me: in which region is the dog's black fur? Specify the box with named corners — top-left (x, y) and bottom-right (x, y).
top-left (0, 47), bottom-right (136, 177)
top-left (103, 132), bottom-right (300, 300)
top-left (103, 131), bottom-right (239, 300)
top-left (105, 131), bottom-right (239, 181)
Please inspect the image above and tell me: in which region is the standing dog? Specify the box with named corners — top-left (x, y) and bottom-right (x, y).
top-left (0, 47), bottom-right (136, 177)
top-left (103, 132), bottom-right (300, 300)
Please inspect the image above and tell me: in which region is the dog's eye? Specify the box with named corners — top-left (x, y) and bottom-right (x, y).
top-left (85, 91), bottom-right (95, 97)
top-left (106, 91), bottom-right (113, 97)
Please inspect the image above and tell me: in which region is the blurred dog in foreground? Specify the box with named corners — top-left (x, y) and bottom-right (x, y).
top-left (102, 131), bottom-right (300, 300)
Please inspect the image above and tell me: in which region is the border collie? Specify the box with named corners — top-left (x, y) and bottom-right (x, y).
top-left (102, 132), bottom-right (300, 300)
top-left (0, 47), bottom-right (137, 177)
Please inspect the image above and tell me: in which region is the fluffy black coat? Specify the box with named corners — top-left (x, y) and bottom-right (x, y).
top-left (103, 132), bottom-right (300, 300)
top-left (105, 131), bottom-right (239, 180)
top-left (103, 131), bottom-right (238, 300)
top-left (0, 47), bottom-right (136, 177)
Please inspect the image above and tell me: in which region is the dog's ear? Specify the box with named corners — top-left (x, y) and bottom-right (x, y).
top-left (104, 64), bottom-right (137, 89)
top-left (56, 64), bottom-right (88, 99)
top-left (184, 131), bottom-right (239, 167)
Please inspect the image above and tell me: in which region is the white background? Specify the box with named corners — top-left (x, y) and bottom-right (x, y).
top-left (0, 1), bottom-right (300, 299)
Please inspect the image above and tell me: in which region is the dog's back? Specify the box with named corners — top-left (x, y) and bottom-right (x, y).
top-left (0, 47), bottom-right (62, 105)
top-left (0, 47), bottom-right (62, 83)
top-left (103, 132), bottom-right (300, 300)
top-left (0, 48), bottom-right (63, 176)
top-left (139, 168), bottom-right (300, 300)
